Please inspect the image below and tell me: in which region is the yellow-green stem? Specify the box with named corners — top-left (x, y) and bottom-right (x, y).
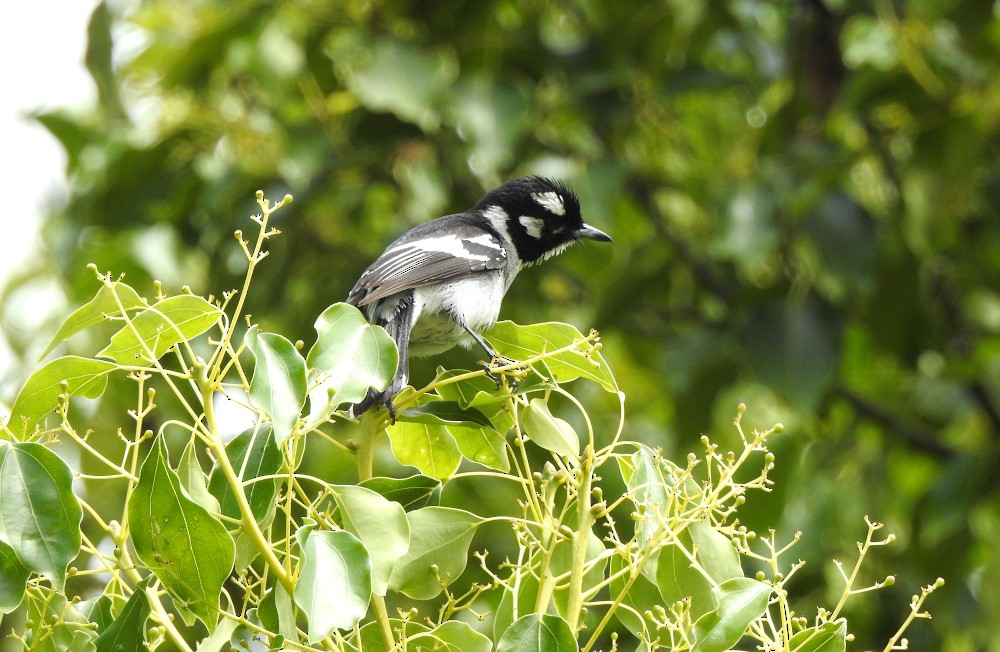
top-left (565, 449), bottom-right (594, 633)
top-left (199, 373), bottom-right (294, 595)
top-left (355, 413), bottom-right (396, 648)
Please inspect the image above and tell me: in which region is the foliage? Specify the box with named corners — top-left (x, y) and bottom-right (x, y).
top-left (3, 0), bottom-right (1000, 648)
top-left (0, 196), bottom-right (940, 650)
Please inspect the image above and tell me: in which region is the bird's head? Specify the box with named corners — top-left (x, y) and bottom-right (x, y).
top-left (475, 176), bottom-right (611, 265)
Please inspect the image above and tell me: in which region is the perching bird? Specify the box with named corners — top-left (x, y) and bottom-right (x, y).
top-left (347, 176), bottom-right (611, 417)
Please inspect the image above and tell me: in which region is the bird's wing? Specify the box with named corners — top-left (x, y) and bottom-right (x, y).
top-left (347, 220), bottom-right (508, 307)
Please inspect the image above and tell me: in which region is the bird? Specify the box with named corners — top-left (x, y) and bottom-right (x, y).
top-left (347, 176), bottom-right (612, 418)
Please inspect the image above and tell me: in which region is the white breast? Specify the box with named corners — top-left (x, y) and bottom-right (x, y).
top-left (409, 271), bottom-right (510, 357)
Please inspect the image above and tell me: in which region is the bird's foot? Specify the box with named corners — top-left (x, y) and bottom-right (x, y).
top-left (352, 387), bottom-right (398, 423)
top-left (483, 355), bottom-right (524, 391)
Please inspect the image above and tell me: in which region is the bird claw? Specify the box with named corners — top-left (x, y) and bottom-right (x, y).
top-left (353, 387), bottom-right (398, 423)
top-left (483, 356), bottom-right (522, 391)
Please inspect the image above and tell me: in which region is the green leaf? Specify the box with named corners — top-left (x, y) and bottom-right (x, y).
top-left (306, 303), bottom-right (398, 410)
top-left (691, 578), bottom-right (772, 652)
top-left (488, 321), bottom-right (618, 392)
top-left (94, 580), bottom-right (150, 652)
top-left (388, 507), bottom-right (481, 599)
top-left (127, 437), bottom-right (235, 627)
top-left (194, 618), bottom-right (239, 652)
top-left (178, 438), bottom-right (220, 514)
top-left (788, 621), bottom-right (847, 652)
top-left (40, 282), bottom-right (146, 359)
top-left (608, 554), bottom-right (668, 646)
top-left (354, 619), bottom-right (427, 651)
top-left (450, 76), bottom-right (530, 175)
top-left (448, 424), bottom-right (509, 471)
top-left (294, 525), bottom-right (372, 642)
top-left (359, 475), bottom-right (441, 511)
top-left (337, 39), bottom-right (456, 131)
top-left (245, 328), bottom-right (307, 443)
top-left (496, 613), bottom-right (577, 652)
top-left (689, 521), bottom-right (743, 583)
top-left (258, 583), bottom-right (299, 643)
top-left (6, 356), bottom-right (116, 436)
top-left (550, 531), bottom-right (608, 615)
top-left (618, 445), bottom-right (670, 548)
top-left (386, 421), bottom-right (461, 480)
top-left (329, 485), bottom-right (410, 596)
top-left (435, 369), bottom-right (509, 408)
top-left (423, 621), bottom-right (493, 652)
top-left (0, 540), bottom-right (30, 614)
top-left (78, 594), bottom-right (114, 632)
top-left (208, 425), bottom-right (282, 524)
top-left (398, 400), bottom-right (494, 429)
top-left (0, 442), bottom-right (82, 590)
top-left (521, 398), bottom-right (580, 458)
top-left (492, 574), bottom-right (540, 642)
top-left (24, 585), bottom-right (97, 652)
top-left (97, 295), bottom-right (222, 366)
top-left (655, 541), bottom-right (717, 618)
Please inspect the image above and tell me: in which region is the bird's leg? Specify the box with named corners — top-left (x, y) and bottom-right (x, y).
top-left (353, 298), bottom-right (414, 423)
top-left (462, 324), bottom-right (520, 390)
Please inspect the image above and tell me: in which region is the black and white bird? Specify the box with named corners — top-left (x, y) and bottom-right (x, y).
top-left (347, 176), bottom-right (611, 417)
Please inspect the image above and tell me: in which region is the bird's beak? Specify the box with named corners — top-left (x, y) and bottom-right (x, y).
top-left (577, 223), bottom-right (612, 243)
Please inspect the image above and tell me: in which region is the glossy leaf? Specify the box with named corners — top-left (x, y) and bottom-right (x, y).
top-left (488, 321), bottom-right (618, 393)
top-left (94, 580), bottom-right (150, 652)
top-left (388, 507), bottom-right (481, 599)
top-left (0, 540), bottom-right (30, 614)
top-left (423, 621), bottom-right (493, 652)
top-left (306, 303), bottom-right (398, 410)
top-left (521, 398), bottom-right (579, 458)
top-left (208, 425), bottom-right (282, 525)
top-left (23, 585), bottom-right (97, 652)
top-left (691, 578), bottom-right (772, 652)
top-left (127, 437), bottom-right (235, 627)
top-left (618, 445), bottom-right (671, 548)
top-left (0, 442), bottom-right (82, 590)
top-left (178, 438), bottom-right (220, 514)
top-left (258, 583), bottom-right (298, 643)
top-left (330, 484), bottom-right (409, 596)
top-left (398, 400), bottom-right (494, 429)
top-left (40, 282), bottom-right (146, 359)
top-left (6, 356), bottom-right (116, 436)
top-left (359, 475), bottom-right (441, 511)
top-left (434, 369), bottom-right (509, 408)
top-left (386, 420), bottom-right (461, 480)
top-left (77, 594), bottom-right (114, 632)
top-left (496, 613), bottom-right (577, 652)
top-left (194, 618), bottom-right (239, 652)
top-left (655, 541), bottom-right (717, 618)
top-left (492, 573), bottom-right (540, 643)
top-left (788, 621), bottom-right (847, 652)
top-left (245, 327), bottom-right (307, 443)
top-left (448, 424), bottom-right (509, 471)
top-left (689, 521), bottom-right (743, 582)
top-left (608, 554), bottom-right (669, 646)
top-left (98, 295), bottom-right (222, 365)
top-left (294, 525), bottom-right (372, 642)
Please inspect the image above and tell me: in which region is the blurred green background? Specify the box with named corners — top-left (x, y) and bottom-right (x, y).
top-left (3, 0), bottom-right (1000, 649)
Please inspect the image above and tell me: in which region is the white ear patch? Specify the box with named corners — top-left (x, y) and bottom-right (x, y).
top-left (519, 215), bottom-right (545, 239)
top-left (531, 191), bottom-right (566, 216)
